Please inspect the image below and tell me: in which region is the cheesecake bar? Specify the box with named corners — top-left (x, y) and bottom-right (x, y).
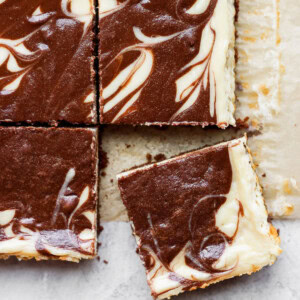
top-left (0, 127), bottom-right (98, 261)
top-left (99, 0), bottom-right (236, 127)
top-left (0, 0), bottom-right (96, 125)
top-left (117, 136), bottom-right (281, 299)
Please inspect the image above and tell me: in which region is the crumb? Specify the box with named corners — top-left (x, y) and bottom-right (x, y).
top-left (97, 242), bottom-right (102, 251)
top-left (236, 117), bottom-right (249, 129)
top-left (110, 179), bottom-right (114, 183)
top-left (277, 228), bottom-right (280, 236)
top-left (126, 144), bottom-right (131, 148)
top-left (146, 153), bottom-right (152, 162)
top-left (97, 225), bottom-right (104, 237)
top-left (267, 216), bottom-right (273, 223)
top-left (96, 256), bottom-right (100, 261)
top-left (101, 171), bottom-right (106, 177)
top-left (262, 173), bottom-right (266, 177)
top-left (103, 260), bottom-right (108, 264)
top-left (100, 148), bottom-right (108, 170)
top-left (154, 153), bottom-right (166, 162)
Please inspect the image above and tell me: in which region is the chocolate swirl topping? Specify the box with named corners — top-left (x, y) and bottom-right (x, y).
top-left (0, 127), bottom-right (98, 257)
top-left (118, 143), bottom-right (242, 294)
top-left (100, 0), bottom-right (222, 125)
top-left (0, 0), bottom-right (95, 124)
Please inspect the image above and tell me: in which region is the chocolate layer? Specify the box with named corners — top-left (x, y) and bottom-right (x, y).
top-left (118, 137), bottom-right (281, 299)
top-left (100, 0), bottom-right (235, 126)
top-left (0, 0), bottom-right (96, 125)
top-left (0, 127), bottom-right (98, 260)
top-left (118, 144), bottom-right (234, 292)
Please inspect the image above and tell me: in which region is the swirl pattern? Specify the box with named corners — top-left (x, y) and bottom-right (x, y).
top-left (0, 0), bottom-right (96, 124)
top-left (100, 0), bottom-right (235, 126)
top-left (0, 127), bottom-right (98, 261)
top-left (118, 137), bottom-right (281, 299)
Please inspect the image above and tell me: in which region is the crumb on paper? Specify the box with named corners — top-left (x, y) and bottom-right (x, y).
top-left (100, 149), bottom-right (109, 170)
top-left (154, 154), bottom-right (166, 162)
top-left (236, 117), bottom-right (250, 129)
top-left (146, 153), bottom-right (152, 163)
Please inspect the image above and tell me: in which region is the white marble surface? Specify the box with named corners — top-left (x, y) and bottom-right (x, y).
top-left (0, 220), bottom-right (299, 300)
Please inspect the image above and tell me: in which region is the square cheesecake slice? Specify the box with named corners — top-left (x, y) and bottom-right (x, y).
top-left (0, 0), bottom-right (97, 125)
top-left (117, 136), bottom-right (281, 299)
top-left (99, 0), bottom-right (236, 127)
top-left (0, 127), bottom-right (98, 262)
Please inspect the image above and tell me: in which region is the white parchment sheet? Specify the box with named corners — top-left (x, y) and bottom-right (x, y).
top-left (1, 1), bottom-right (300, 300)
